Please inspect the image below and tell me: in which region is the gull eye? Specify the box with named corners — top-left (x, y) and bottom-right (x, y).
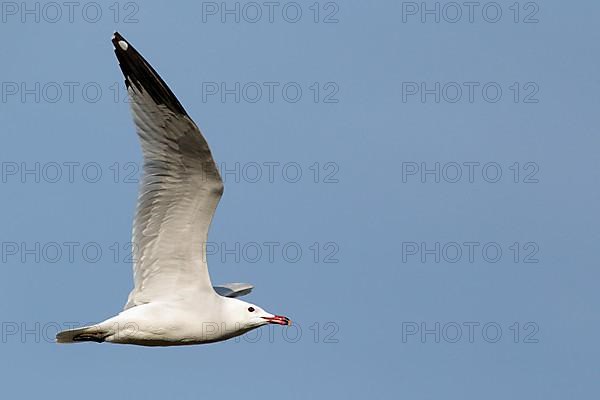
top-left (248, 307), bottom-right (255, 312)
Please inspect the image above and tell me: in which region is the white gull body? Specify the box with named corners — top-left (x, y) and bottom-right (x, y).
top-left (56, 32), bottom-right (290, 346)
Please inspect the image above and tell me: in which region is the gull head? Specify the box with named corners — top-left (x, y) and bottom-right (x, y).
top-left (225, 298), bottom-right (291, 331)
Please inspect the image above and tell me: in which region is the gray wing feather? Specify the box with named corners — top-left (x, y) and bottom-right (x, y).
top-left (213, 283), bottom-right (254, 298)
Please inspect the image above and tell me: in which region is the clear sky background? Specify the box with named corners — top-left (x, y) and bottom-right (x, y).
top-left (1, 1), bottom-right (599, 398)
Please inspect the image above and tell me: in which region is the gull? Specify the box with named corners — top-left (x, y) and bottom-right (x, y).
top-left (56, 32), bottom-right (290, 346)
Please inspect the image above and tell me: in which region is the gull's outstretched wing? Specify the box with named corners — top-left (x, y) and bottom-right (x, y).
top-left (112, 32), bottom-right (223, 310)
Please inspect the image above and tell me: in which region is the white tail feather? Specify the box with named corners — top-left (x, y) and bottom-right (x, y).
top-left (56, 325), bottom-right (107, 343)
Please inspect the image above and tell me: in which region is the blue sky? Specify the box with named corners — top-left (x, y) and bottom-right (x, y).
top-left (1, 1), bottom-right (599, 398)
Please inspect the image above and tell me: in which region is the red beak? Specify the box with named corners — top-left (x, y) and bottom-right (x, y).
top-left (263, 315), bottom-right (292, 326)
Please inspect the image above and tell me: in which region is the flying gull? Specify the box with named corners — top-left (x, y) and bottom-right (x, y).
top-left (56, 32), bottom-right (290, 346)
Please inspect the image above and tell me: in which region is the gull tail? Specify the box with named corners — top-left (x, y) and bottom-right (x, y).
top-left (56, 325), bottom-right (108, 344)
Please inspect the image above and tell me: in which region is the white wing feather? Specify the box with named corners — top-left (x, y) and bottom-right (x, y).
top-left (112, 33), bottom-right (224, 309)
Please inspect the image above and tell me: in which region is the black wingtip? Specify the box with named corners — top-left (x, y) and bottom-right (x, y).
top-left (110, 32), bottom-right (188, 116)
top-left (112, 31), bottom-right (123, 45)
top-left (112, 32), bottom-right (131, 54)
top-left (112, 31), bottom-right (127, 42)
